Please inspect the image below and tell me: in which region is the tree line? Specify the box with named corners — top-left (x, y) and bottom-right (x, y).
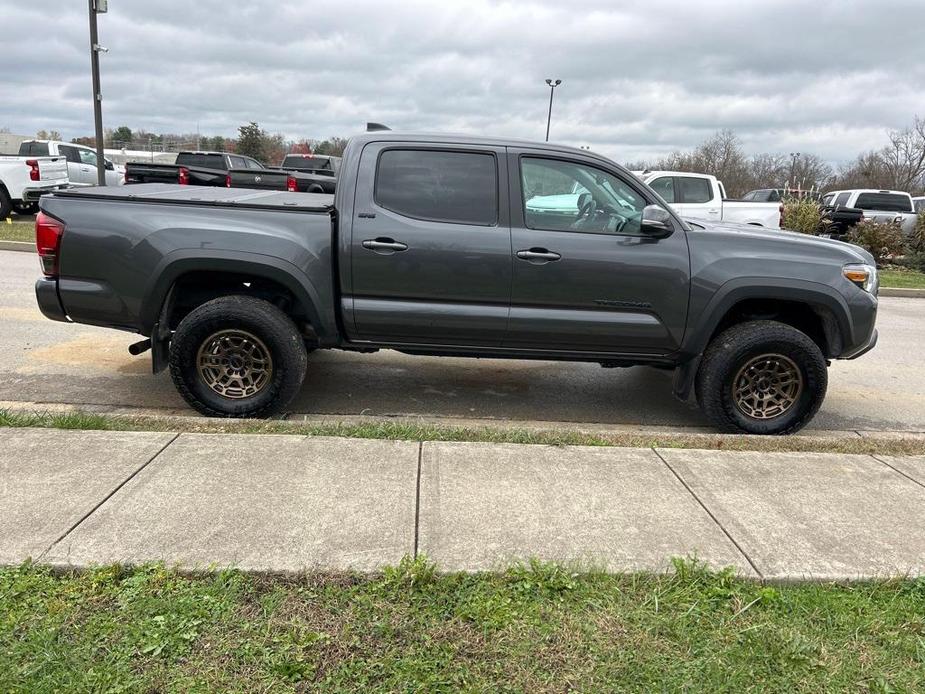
top-left (64, 123), bottom-right (347, 166)
top-left (630, 116), bottom-right (925, 198)
top-left (34, 114), bottom-right (925, 197)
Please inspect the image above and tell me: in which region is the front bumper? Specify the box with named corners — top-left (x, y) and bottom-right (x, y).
top-left (22, 184), bottom-right (69, 202)
top-left (844, 328), bottom-right (878, 360)
top-left (35, 278), bottom-right (69, 322)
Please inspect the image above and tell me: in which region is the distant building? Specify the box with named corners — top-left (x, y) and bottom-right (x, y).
top-left (0, 132), bottom-right (31, 154)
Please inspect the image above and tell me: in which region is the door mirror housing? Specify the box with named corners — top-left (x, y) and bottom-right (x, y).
top-left (105, 160), bottom-right (114, 170)
top-left (640, 205), bottom-right (674, 236)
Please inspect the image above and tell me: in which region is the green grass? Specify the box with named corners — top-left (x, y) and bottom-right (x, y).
top-left (0, 220), bottom-right (33, 243)
top-left (2, 407), bottom-right (925, 456)
top-left (1, 558), bottom-right (924, 692)
top-left (880, 269), bottom-right (925, 289)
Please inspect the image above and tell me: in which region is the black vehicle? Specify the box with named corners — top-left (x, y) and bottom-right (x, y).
top-left (744, 189), bottom-right (865, 237)
top-left (280, 153), bottom-right (340, 177)
top-left (124, 151), bottom-right (266, 186)
top-left (227, 167), bottom-right (336, 194)
top-left (34, 132), bottom-right (879, 434)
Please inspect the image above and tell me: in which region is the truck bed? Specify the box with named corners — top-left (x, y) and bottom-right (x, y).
top-left (52, 182), bottom-right (334, 212)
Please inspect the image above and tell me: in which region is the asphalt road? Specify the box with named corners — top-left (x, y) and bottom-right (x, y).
top-left (1, 249), bottom-right (922, 431)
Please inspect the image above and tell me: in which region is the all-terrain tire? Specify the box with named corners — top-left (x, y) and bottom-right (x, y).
top-left (168, 295), bottom-right (308, 417)
top-left (696, 320), bottom-right (827, 435)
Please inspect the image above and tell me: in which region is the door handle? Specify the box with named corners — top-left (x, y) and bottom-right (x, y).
top-left (362, 238), bottom-right (408, 253)
top-left (516, 248), bottom-right (561, 263)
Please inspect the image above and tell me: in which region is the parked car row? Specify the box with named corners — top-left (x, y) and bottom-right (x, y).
top-left (125, 151), bottom-right (341, 195)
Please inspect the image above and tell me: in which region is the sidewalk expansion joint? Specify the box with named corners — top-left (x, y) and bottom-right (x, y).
top-left (37, 432), bottom-right (181, 561)
top-left (871, 454), bottom-right (925, 491)
top-left (413, 440), bottom-right (423, 559)
top-left (652, 447), bottom-right (764, 579)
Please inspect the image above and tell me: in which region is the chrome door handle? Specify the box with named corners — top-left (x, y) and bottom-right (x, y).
top-left (516, 249), bottom-right (561, 262)
top-left (362, 238), bottom-right (408, 252)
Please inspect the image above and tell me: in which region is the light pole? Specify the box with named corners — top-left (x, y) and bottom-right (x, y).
top-left (88, 0), bottom-right (108, 185)
top-left (788, 152), bottom-right (801, 187)
top-left (544, 78), bottom-right (561, 142)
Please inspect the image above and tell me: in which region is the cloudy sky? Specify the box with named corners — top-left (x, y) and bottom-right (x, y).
top-left (2, 0), bottom-right (924, 164)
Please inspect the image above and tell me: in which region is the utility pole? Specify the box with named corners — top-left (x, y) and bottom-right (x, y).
top-left (545, 78), bottom-right (561, 142)
top-left (88, 0), bottom-right (108, 185)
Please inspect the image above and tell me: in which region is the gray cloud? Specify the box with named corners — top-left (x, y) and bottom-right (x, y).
top-left (2, 0), bottom-right (924, 165)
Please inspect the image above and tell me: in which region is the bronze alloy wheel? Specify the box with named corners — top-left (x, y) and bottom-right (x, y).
top-left (196, 329), bottom-right (273, 399)
top-left (731, 353), bottom-right (804, 420)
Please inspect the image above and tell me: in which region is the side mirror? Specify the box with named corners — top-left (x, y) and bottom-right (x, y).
top-left (105, 160), bottom-right (114, 170)
top-left (640, 205), bottom-right (674, 236)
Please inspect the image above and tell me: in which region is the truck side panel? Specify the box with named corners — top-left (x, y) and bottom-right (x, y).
top-left (40, 195), bottom-right (339, 342)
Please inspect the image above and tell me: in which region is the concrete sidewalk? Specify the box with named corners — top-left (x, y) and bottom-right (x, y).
top-left (1, 427), bottom-right (923, 581)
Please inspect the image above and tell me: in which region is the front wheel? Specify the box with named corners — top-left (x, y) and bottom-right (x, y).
top-left (168, 295), bottom-right (308, 417)
top-left (696, 320), bottom-right (827, 435)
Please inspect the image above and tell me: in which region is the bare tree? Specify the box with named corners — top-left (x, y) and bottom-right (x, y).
top-left (881, 116), bottom-right (925, 192)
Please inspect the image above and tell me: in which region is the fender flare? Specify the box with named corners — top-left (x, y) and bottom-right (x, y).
top-left (139, 249), bottom-right (328, 340)
top-left (681, 276), bottom-right (853, 360)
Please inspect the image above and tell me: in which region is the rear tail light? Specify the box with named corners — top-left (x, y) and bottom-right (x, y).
top-left (178, 166), bottom-right (190, 185)
top-left (35, 212), bottom-right (65, 277)
top-left (286, 175), bottom-right (298, 192)
top-left (26, 159), bottom-right (40, 181)
top-left (225, 174), bottom-right (232, 188)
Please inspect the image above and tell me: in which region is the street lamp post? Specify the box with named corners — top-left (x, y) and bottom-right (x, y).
top-left (88, 0), bottom-right (108, 185)
top-left (544, 78), bottom-right (561, 142)
top-left (788, 152), bottom-right (801, 188)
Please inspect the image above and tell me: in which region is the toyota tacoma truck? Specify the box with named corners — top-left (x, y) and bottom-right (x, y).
top-left (33, 132), bottom-right (879, 434)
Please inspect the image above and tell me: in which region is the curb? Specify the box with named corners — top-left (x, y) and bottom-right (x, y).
top-left (1, 238), bottom-right (924, 297)
top-left (879, 287), bottom-right (925, 298)
top-left (0, 240), bottom-right (33, 253)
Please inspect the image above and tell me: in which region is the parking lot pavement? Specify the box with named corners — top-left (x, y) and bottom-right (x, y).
top-left (2, 248), bottom-right (924, 432)
top-left (3, 428), bottom-right (925, 579)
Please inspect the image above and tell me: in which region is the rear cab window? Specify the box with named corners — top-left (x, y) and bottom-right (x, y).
top-left (176, 153), bottom-right (228, 169)
top-left (854, 192), bottom-right (913, 213)
top-left (18, 142), bottom-right (50, 156)
top-left (375, 149), bottom-right (498, 226)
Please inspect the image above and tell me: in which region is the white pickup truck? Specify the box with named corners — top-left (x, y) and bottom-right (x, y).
top-left (0, 155), bottom-right (69, 218)
top-left (823, 189), bottom-right (918, 235)
top-left (635, 170), bottom-right (782, 228)
top-left (18, 140), bottom-right (125, 188)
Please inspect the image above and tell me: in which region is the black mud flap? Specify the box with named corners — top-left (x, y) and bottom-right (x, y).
top-left (151, 321), bottom-right (170, 374)
top-left (672, 356), bottom-right (702, 403)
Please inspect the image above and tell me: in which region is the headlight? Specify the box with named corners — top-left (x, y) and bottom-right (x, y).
top-left (843, 263), bottom-right (878, 294)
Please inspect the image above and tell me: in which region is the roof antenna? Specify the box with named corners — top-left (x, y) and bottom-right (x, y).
top-left (367, 122), bottom-right (391, 132)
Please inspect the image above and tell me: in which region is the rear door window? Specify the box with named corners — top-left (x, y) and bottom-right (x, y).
top-left (679, 176), bottom-right (714, 203)
top-left (375, 149), bottom-right (498, 226)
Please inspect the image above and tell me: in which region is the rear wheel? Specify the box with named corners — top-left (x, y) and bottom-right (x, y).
top-left (696, 320), bottom-right (827, 435)
top-left (168, 295), bottom-right (308, 417)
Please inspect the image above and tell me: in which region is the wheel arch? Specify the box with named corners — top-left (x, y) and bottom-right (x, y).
top-left (140, 251), bottom-right (329, 343)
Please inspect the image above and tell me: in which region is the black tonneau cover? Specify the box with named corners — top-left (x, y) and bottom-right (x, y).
top-left (53, 183), bottom-right (333, 212)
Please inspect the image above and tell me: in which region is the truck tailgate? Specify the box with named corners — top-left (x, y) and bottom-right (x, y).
top-left (38, 157), bottom-right (68, 182)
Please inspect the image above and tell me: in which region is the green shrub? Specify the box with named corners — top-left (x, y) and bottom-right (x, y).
top-left (898, 250), bottom-right (925, 273)
top-left (909, 211), bottom-right (925, 253)
top-left (781, 197), bottom-right (828, 235)
top-left (845, 220), bottom-right (906, 266)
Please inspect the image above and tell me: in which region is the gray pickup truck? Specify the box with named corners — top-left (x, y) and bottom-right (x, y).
top-left (34, 132), bottom-right (879, 434)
